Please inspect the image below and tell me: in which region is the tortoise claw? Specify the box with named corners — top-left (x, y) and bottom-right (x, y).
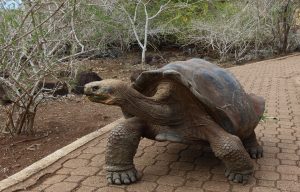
top-left (247, 145), bottom-right (263, 159)
top-left (106, 168), bottom-right (139, 185)
top-left (225, 169), bottom-right (250, 184)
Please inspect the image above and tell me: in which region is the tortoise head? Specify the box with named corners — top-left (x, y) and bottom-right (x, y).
top-left (84, 79), bottom-right (128, 105)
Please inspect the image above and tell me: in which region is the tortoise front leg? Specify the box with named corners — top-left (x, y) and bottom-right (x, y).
top-left (105, 117), bottom-right (146, 185)
top-left (243, 131), bottom-right (263, 159)
top-left (205, 121), bottom-right (253, 183)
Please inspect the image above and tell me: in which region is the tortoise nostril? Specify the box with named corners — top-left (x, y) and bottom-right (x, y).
top-left (92, 86), bottom-right (99, 92)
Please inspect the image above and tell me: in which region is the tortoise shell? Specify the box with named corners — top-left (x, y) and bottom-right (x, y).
top-left (133, 58), bottom-right (262, 135)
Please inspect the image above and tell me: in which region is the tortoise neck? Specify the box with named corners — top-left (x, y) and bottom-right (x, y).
top-left (120, 86), bottom-right (182, 126)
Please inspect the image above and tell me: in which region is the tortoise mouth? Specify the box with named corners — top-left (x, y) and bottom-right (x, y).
top-left (87, 94), bottom-right (110, 103)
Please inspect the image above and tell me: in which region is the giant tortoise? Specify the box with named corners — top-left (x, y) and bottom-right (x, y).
top-left (84, 58), bottom-right (265, 185)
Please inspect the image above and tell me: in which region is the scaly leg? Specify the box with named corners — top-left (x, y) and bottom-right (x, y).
top-left (243, 131), bottom-right (263, 159)
top-left (205, 121), bottom-right (254, 183)
top-left (105, 117), bottom-right (146, 185)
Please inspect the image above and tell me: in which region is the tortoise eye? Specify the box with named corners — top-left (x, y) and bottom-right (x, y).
top-left (92, 86), bottom-right (99, 92)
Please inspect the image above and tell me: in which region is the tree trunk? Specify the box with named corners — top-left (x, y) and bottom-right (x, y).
top-left (141, 47), bottom-right (146, 65)
top-left (5, 103), bottom-right (37, 135)
top-left (280, 0), bottom-right (291, 53)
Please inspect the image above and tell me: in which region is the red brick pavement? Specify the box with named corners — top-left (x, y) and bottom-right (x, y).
top-left (3, 55), bottom-right (300, 192)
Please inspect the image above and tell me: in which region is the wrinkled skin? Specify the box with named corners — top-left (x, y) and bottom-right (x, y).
top-left (84, 59), bottom-right (265, 185)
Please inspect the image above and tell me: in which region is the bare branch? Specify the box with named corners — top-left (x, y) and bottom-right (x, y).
top-left (71, 0), bottom-right (85, 52)
top-left (120, 5), bottom-right (144, 49)
top-left (148, 0), bottom-right (171, 20)
top-left (1, 1), bottom-right (67, 50)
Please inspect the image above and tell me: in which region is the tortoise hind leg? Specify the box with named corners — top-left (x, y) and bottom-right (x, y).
top-left (243, 132), bottom-right (263, 159)
top-left (105, 117), bottom-right (146, 185)
top-left (205, 121), bottom-right (253, 183)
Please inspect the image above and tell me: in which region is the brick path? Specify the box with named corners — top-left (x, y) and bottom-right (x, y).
top-left (6, 55), bottom-right (300, 192)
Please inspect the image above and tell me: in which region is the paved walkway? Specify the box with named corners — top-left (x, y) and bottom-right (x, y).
top-left (4, 55), bottom-right (300, 192)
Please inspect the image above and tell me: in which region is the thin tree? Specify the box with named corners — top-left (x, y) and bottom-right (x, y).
top-left (120, 0), bottom-right (171, 65)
